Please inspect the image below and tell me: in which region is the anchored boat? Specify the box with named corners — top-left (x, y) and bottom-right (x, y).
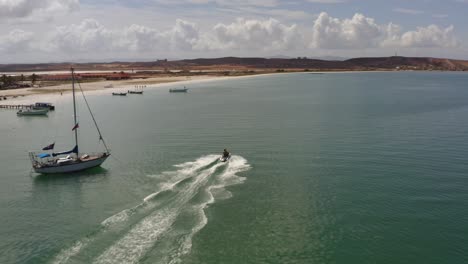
top-left (128, 85), bottom-right (144, 94)
top-left (128, 90), bottom-right (143, 94)
top-left (29, 68), bottom-right (110, 174)
top-left (17, 109), bottom-right (49, 116)
top-left (169, 86), bottom-right (188, 93)
top-left (33, 102), bottom-right (55, 111)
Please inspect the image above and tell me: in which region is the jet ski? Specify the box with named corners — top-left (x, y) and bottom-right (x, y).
top-left (219, 154), bottom-right (231, 162)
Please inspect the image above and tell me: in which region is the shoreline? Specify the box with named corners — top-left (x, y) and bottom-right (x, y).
top-left (0, 72), bottom-right (282, 105)
top-left (1, 70), bottom-right (465, 106)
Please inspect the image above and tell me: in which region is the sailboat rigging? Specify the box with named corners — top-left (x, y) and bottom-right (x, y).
top-left (29, 68), bottom-right (110, 174)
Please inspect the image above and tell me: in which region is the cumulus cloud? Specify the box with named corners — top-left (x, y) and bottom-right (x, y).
top-left (0, 13), bottom-right (462, 62)
top-left (155, 0), bottom-right (279, 7)
top-left (120, 24), bottom-right (161, 52)
top-left (47, 19), bottom-right (114, 53)
top-left (43, 17), bottom-right (301, 55)
top-left (0, 29), bottom-right (34, 52)
top-left (311, 12), bottom-right (382, 49)
top-left (45, 18), bottom-right (205, 55)
top-left (399, 25), bottom-right (458, 48)
top-left (0, 0), bottom-right (79, 21)
top-left (165, 19), bottom-right (202, 51)
top-left (311, 12), bottom-right (459, 49)
top-left (210, 18), bottom-right (303, 51)
top-left (381, 23), bottom-right (458, 48)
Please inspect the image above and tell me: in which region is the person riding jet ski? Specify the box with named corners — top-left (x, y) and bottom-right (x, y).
top-left (220, 149), bottom-right (231, 162)
top-left (222, 149), bottom-right (230, 158)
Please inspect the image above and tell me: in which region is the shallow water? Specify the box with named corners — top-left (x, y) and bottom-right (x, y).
top-left (1, 72), bottom-right (468, 263)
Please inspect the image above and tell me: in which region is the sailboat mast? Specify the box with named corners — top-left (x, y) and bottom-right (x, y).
top-left (71, 68), bottom-right (79, 154)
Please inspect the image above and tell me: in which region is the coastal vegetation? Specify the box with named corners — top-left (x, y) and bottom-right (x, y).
top-left (0, 74), bottom-right (37, 90)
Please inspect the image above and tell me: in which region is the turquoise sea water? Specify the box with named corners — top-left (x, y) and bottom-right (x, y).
top-left (1, 72), bottom-right (468, 263)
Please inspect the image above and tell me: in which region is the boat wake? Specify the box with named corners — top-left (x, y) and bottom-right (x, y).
top-left (52, 154), bottom-right (250, 264)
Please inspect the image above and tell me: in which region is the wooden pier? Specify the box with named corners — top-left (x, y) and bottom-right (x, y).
top-left (0, 104), bottom-right (34, 110)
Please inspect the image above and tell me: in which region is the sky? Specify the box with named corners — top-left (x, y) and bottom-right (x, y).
top-left (0, 0), bottom-right (467, 63)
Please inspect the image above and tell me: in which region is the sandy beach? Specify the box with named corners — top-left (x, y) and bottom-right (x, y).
top-left (0, 74), bottom-right (230, 106)
top-left (0, 70), bottom-right (309, 106)
top-left (0, 70), bottom-right (408, 106)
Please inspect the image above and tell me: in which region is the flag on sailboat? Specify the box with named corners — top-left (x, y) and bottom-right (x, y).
top-left (42, 143), bottom-right (55, 150)
top-left (72, 123), bottom-right (79, 131)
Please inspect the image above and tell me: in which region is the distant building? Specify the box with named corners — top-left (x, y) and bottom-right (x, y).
top-left (105, 72), bottom-right (131, 80)
top-left (41, 74), bottom-right (81, 81)
top-left (41, 72), bottom-right (131, 81)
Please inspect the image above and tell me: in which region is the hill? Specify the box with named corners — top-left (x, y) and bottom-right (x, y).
top-left (1, 56), bottom-right (467, 72)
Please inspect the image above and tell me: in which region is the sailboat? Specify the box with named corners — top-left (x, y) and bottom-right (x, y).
top-left (29, 68), bottom-right (110, 174)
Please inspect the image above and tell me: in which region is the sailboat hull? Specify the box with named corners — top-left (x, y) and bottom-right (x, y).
top-left (33, 155), bottom-right (109, 174)
top-left (17, 109), bottom-right (49, 116)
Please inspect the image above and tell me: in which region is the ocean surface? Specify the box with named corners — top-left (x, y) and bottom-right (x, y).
top-left (1, 72), bottom-right (468, 264)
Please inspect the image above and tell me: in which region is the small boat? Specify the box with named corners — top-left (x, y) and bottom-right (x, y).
top-left (29, 68), bottom-right (110, 174)
top-left (169, 86), bottom-right (188, 93)
top-left (128, 90), bottom-right (143, 94)
top-left (128, 85), bottom-right (144, 94)
top-left (104, 84), bottom-right (113, 88)
top-left (17, 109), bottom-right (49, 116)
top-left (33, 102), bottom-right (55, 111)
top-left (112, 92), bottom-right (127, 96)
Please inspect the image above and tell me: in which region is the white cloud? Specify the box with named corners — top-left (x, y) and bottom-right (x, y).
top-left (210, 18), bottom-right (303, 51)
top-left (381, 23), bottom-right (458, 48)
top-left (231, 6), bottom-right (311, 20)
top-left (47, 19), bottom-right (114, 53)
top-left (121, 24), bottom-right (161, 52)
top-left (381, 22), bottom-right (402, 47)
top-left (220, 0), bottom-right (279, 7)
top-left (0, 29), bottom-right (34, 52)
top-left (311, 12), bottom-right (382, 49)
top-left (311, 12), bottom-right (459, 49)
top-left (399, 25), bottom-right (458, 48)
top-left (46, 18), bottom-right (204, 54)
top-left (307, 0), bottom-right (346, 3)
top-left (164, 19), bottom-right (202, 51)
top-left (43, 17), bottom-right (302, 55)
top-left (393, 8), bottom-right (424, 15)
top-left (155, 0), bottom-right (279, 7)
top-left (0, 0), bottom-right (79, 21)
top-left (0, 12), bottom-right (462, 62)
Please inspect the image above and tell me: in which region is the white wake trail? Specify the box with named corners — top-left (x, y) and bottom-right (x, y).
top-left (102, 155), bottom-right (219, 227)
top-left (93, 157), bottom-right (224, 264)
top-left (52, 155), bottom-right (218, 264)
top-left (167, 155), bottom-right (251, 264)
top-left (52, 154), bottom-right (250, 264)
